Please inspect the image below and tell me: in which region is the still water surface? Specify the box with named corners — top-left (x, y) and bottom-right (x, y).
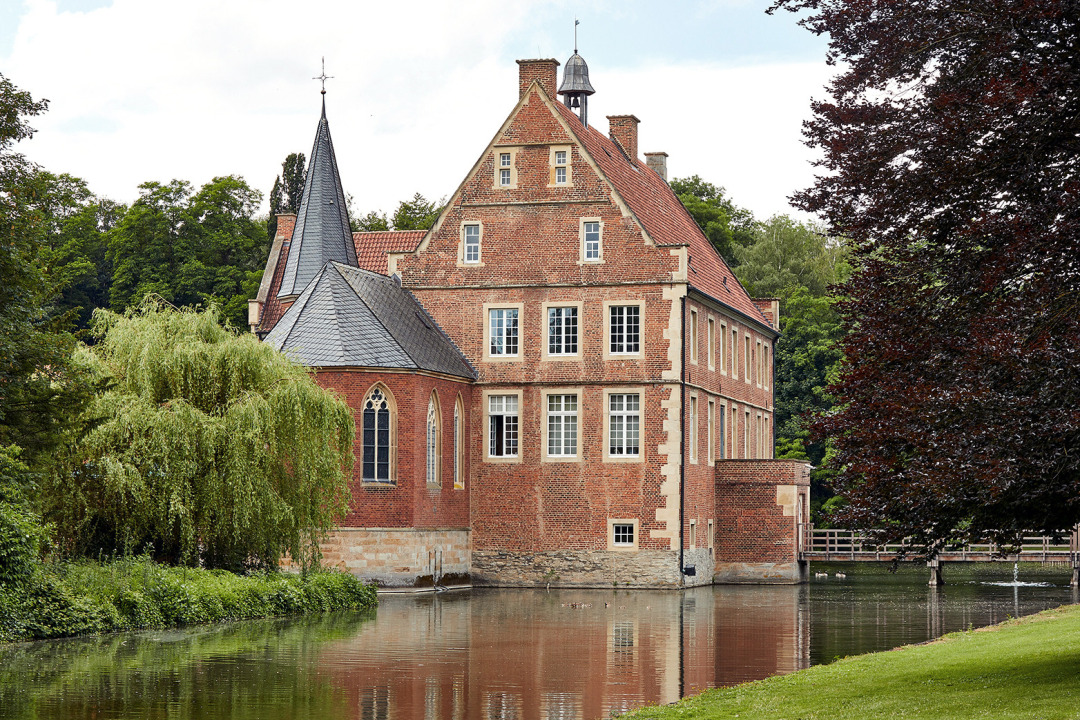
top-left (3, 563), bottom-right (1076, 719)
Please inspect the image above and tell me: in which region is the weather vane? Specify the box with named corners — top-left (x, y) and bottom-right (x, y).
top-left (574, 18), bottom-right (580, 53)
top-left (313, 57), bottom-right (333, 95)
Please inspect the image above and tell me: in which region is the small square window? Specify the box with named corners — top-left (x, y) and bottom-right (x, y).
top-left (500, 168), bottom-right (511, 186)
top-left (613, 523), bottom-right (635, 546)
top-left (500, 152), bottom-right (511, 167)
top-left (555, 150), bottom-right (567, 165)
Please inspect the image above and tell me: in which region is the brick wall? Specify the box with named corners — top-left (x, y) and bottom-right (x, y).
top-left (713, 459), bottom-right (810, 583)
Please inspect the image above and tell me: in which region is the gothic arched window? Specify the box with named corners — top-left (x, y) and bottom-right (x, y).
top-left (426, 392), bottom-right (441, 486)
top-left (454, 395), bottom-right (465, 489)
top-left (362, 385), bottom-right (395, 483)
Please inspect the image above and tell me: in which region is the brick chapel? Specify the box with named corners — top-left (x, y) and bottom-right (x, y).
top-left (249, 53), bottom-right (811, 589)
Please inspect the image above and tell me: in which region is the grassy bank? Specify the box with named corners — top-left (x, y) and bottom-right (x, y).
top-left (0, 556), bottom-right (377, 642)
top-left (623, 602), bottom-right (1080, 720)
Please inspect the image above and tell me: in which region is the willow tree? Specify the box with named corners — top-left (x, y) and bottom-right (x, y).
top-left (47, 301), bottom-right (354, 571)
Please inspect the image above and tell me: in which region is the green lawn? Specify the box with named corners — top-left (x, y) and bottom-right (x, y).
top-left (622, 603), bottom-right (1080, 720)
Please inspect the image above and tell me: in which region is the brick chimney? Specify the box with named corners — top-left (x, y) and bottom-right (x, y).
top-left (276, 212), bottom-right (296, 242)
top-left (645, 152), bottom-right (669, 181)
top-left (517, 59), bottom-right (560, 100)
top-left (607, 115), bottom-right (640, 162)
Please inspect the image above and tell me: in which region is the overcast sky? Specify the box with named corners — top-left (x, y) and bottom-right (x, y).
top-left (2, 0), bottom-right (834, 222)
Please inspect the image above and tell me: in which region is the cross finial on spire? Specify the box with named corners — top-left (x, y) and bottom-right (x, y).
top-left (313, 57), bottom-right (333, 95)
top-left (574, 18), bottom-right (579, 54)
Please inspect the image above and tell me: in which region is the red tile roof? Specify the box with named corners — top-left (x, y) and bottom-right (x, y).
top-left (258, 239), bottom-right (291, 332)
top-left (353, 231), bottom-right (426, 274)
top-left (553, 103), bottom-right (772, 330)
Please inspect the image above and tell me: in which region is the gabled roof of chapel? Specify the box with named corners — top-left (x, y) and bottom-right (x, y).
top-left (354, 230), bottom-right (425, 274)
top-left (277, 99), bottom-right (358, 298)
top-left (265, 261), bottom-right (475, 379)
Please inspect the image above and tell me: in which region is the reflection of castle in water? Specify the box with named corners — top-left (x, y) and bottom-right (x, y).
top-left (317, 587), bottom-right (810, 720)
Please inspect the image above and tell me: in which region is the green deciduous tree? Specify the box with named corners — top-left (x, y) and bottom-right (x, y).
top-left (670, 175), bottom-right (755, 265)
top-left (391, 192), bottom-right (442, 231)
top-left (45, 302), bottom-right (354, 571)
top-left (353, 210), bottom-right (390, 232)
top-left (0, 74), bottom-right (93, 468)
top-left (108, 176), bottom-right (270, 328)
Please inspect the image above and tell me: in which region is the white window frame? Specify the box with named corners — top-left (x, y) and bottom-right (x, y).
top-left (605, 302), bottom-right (643, 359)
top-left (763, 343), bottom-right (771, 391)
top-left (689, 394), bottom-right (698, 463)
top-left (608, 519), bottom-right (639, 550)
top-left (483, 303), bottom-right (523, 361)
top-left (605, 389), bottom-right (643, 462)
top-left (549, 145), bottom-right (572, 187)
top-left (493, 147), bottom-right (518, 189)
top-left (707, 317), bottom-right (716, 370)
top-left (689, 309), bottom-right (698, 364)
top-left (745, 334), bottom-right (752, 384)
top-left (544, 303), bottom-right (580, 358)
top-left (719, 321), bottom-right (728, 375)
top-left (707, 398), bottom-right (715, 466)
top-left (462, 223), bottom-right (481, 265)
top-left (542, 390), bottom-right (579, 461)
top-left (486, 392), bottom-right (521, 460)
top-left (579, 217), bottom-right (603, 264)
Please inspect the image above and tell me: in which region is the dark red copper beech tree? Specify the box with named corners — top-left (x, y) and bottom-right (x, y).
top-left (770, 0), bottom-right (1080, 553)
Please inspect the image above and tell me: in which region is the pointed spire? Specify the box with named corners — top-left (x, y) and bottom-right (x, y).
top-left (277, 90), bottom-right (357, 298)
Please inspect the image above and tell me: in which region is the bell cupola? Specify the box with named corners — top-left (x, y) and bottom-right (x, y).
top-left (558, 23), bottom-right (596, 127)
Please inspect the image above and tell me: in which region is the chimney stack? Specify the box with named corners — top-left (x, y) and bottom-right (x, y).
top-left (607, 115), bottom-right (641, 162)
top-left (517, 59), bottom-right (560, 100)
top-left (645, 152), bottom-right (669, 181)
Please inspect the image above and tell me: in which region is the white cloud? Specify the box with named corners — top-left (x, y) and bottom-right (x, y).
top-left (5, 0), bottom-right (832, 221)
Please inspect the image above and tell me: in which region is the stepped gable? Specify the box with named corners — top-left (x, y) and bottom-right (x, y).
top-left (265, 262), bottom-right (475, 379)
top-left (277, 98), bottom-right (358, 298)
top-left (353, 230), bottom-right (425, 274)
top-left (551, 101), bottom-right (772, 329)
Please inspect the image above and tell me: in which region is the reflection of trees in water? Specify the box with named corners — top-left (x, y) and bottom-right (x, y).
top-left (0, 610), bottom-right (373, 720)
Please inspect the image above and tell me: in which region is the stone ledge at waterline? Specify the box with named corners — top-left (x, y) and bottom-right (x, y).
top-left (473, 549), bottom-right (718, 588)
top-left (620, 602), bottom-right (1080, 720)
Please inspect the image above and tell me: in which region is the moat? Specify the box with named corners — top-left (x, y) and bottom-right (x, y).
top-left (3, 564), bottom-right (1076, 720)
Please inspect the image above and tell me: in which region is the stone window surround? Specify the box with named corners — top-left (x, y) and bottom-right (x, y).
top-left (458, 220), bottom-right (485, 267)
top-left (483, 302), bottom-right (524, 362)
top-left (482, 388), bottom-right (523, 464)
top-left (361, 383), bottom-right (397, 486)
top-left (689, 308), bottom-right (699, 364)
top-left (707, 316), bottom-right (716, 370)
top-left (540, 388), bottom-right (581, 462)
top-left (541, 301), bottom-right (583, 360)
top-left (603, 300), bottom-right (645, 361)
top-left (719, 321), bottom-right (728, 375)
top-left (603, 386), bottom-right (645, 463)
top-left (744, 333), bottom-right (753, 384)
top-left (548, 144), bottom-right (573, 187)
top-left (493, 146), bottom-right (519, 189)
top-left (608, 518), bottom-right (640, 551)
top-left (707, 398), bottom-right (716, 467)
top-left (578, 216), bottom-right (604, 265)
top-left (689, 392), bottom-right (698, 464)
top-left (731, 327), bottom-right (739, 379)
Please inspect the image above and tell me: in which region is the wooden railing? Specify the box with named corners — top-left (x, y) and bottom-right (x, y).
top-left (799, 524), bottom-right (1080, 563)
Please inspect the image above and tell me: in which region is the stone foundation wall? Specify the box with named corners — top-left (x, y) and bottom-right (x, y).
top-left (713, 561), bottom-right (808, 584)
top-left (472, 549), bottom-right (713, 588)
top-left (319, 527), bottom-right (471, 589)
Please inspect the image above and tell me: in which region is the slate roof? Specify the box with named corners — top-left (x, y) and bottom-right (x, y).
top-left (551, 101), bottom-right (774, 331)
top-left (277, 99), bottom-right (358, 297)
top-left (265, 262), bottom-right (475, 379)
top-left (353, 230), bottom-right (425, 274)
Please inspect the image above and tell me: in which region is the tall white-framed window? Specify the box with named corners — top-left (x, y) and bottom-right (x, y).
top-left (489, 307), bottom-right (519, 357)
top-left (463, 223), bottom-right (481, 264)
top-left (488, 394), bottom-right (519, 458)
top-left (426, 393), bottom-right (441, 486)
top-left (689, 309), bottom-right (698, 364)
top-left (608, 392), bottom-right (641, 458)
top-left (707, 399), bottom-right (715, 464)
top-left (718, 403), bottom-right (726, 459)
top-left (745, 409), bottom-right (751, 458)
top-left (719, 322), bottom-right (728, 374)
top-left (707, 318), bottom-right (715, 369)
top-left (609, 305), bottom-right (641, 355)
top-left (763, 344), bottom-right (771, 391)
top-left (549, 145), bottom-right (572, 187)
top-left (730, 404), bottom-right (738, 459)
top-left (453, 395), bottom-right (464, 489)
top-left (582, 219), bottom-right (602, 262)
top-left (689, 395), bottom-right (698, 462)
top-left (731, 327), bottom-right (739, 379)
top-left (555, 150), bottom-right (567, 184)
top-left (362, 385), bottom-right (395, 484)
top-left (547, 306), bottom-right (578, 356)
top-left (755, 340), bottom-right (763, 387)
top-left (546, 393), bottom-right (578, 458)
top-left (745, 335), bottom-right (752, 384)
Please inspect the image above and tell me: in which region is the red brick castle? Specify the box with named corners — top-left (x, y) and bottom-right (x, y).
top-left (249, 54), bottom-right (810, 589)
